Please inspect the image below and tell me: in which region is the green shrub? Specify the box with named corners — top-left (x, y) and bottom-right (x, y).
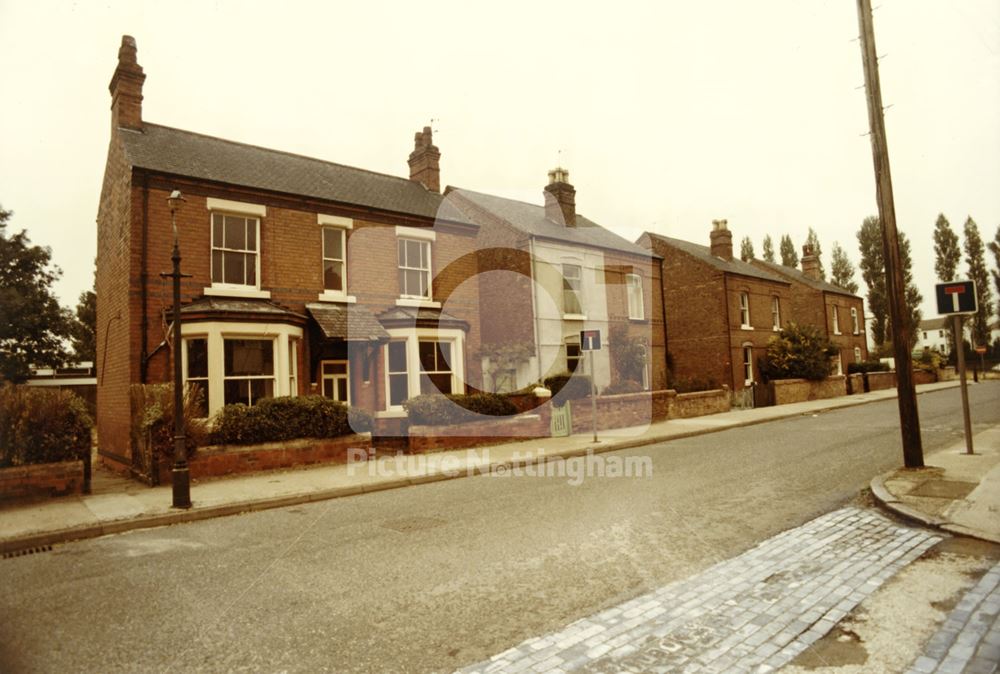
top-left (404, 393), bottom-right (518, 425)
top-left (0, 384), bottom-right (93, 467)
top-left (914, 350), bottom-right (941, 373)
top-left (543, 373), bottom-right (592, 400)
top-left (130, 383), bottom-right (208, 462)
top-left (847, 360), bottom-right (890, 374)
top-left (210, 396), bottom-right (370, 445)
top-left (602, 380), bottom-right (644, 395)
top-left (760, 322), bottom-right (839, 381)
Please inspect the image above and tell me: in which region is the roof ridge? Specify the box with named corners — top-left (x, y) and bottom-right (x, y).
top-left (131, 122), bottom-right (432, 192)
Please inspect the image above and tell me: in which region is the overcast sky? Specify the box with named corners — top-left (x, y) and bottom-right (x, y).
top-left (1, 0), bottom-right (998, 322)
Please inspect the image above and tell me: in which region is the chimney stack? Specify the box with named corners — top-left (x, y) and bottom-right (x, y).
top-left (108, 35), bottom-right (145, 131)
top-left (709, 219), bottom-right (733, 261)
top-left (544, 167), bottom-right (576, 227)
top-left (801, 244), bottom-right (821, 280)
top-left (408, 126), bottom-right (440, 192)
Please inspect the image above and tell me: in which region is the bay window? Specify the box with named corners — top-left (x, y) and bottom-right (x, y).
top-left (387, 341), bottom-right (409, 407)
top-left (223, 338), bottom-right (274, 406)
top-left (184, 338), bottom-right (209, 418)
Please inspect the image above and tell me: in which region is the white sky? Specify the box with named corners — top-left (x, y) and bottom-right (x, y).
top-left (1, 0), bottom-right (998, 320)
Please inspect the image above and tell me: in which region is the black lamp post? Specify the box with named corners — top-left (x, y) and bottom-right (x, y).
top-left (166, 190), bottom-right (192, 509)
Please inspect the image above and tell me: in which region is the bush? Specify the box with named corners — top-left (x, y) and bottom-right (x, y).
top-left (130, 383), bottom-right (208, 462)
top-left (760, 322), bottom-right (839, 381)
top-left (914, 350), bottom-right (941, 373)
top-left (602, 380), bottom-right (644, 395)
top-left (0, 385), bottom-right (93, 467)
top-left (543, 373), bottom-right (592, 401)
top-left (404, 393), bottom-right (518, 426)
top-left (210, 396), bottom-right (371, 445)
top-left (668, 375), bottom-right (720, 394)
top-left (847, 360), bottom-right (891, 374)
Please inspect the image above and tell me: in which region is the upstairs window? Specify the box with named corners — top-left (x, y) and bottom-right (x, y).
top-left (832, 306), bottom-right (841, 334)
top-left (398, 238), bottom-right (431, 299)
top-left (771, 296), bottom-right (781, 330)
top-left (851, 307), bottom-right (860, 335)
top-left (563, 264), bottom-right (583, 315)
top-left (739, 292), bottom-right (751, 328)
top-left (212, 213), bottom-right (259, 287)
top-left (323, 227), bottom-right (346, 293)
top-left (626, 273), bottom-right (644, 320)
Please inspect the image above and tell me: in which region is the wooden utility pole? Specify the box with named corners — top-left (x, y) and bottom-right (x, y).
top-left (856, 0), bottom-right (924, 467)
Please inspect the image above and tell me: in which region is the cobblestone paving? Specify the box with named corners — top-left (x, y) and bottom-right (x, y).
top-left (907, 561), bottom-right (1000, 674)
top-left (457, 507), bottom-right (941, 673)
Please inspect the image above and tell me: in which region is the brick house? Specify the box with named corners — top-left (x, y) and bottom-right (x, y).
top-left (751, 246), bottom-right (868, 372)
top-left (638, 221), bottom-right (793, 391)
top-left (96, 37), bottom-right (481, 472)
top-left (445, 170), bottom-right (667, 394)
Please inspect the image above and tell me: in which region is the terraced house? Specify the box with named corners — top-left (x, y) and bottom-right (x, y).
top-left (96, 37), bottom-right (481, 472)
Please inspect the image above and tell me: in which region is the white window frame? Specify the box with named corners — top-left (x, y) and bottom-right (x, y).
top-left (418, 339), bottom-right (457, 396)
top-left (288, 338), bottom-right (299, 396)
top-left (832, 306), bottom-right (841, 335)
top-left (833, 352), bottom-right (843, 375)
top-left (222, 337), bottom-right (277, 407)
top-left (854, 347), bottom-right (862, 363)
top-left (205, 199), bottom-right (270, 299)
top-left (562, 263), bottom-right (584, 317)
top-left (739, 292), bottom-right (751, 329)
top-left (319, 359), bottom-right (350, 404)
top-left (398, 237), bottom-right (432, 300)
top-left (182, 336), bottom-right (210, 418)
top-left (851, 307), bottom-right (860, 335)
top-left (742, 345), bottom-right (754, 385)
top-left (317, 215), bottom-right (357, 303)
top-left (626, 273), bottom-right (644, 320)
top-left (380, 327), bottom-right (466, 415)
top-left (639, 343), bottom-right (649, 390)
top-left (771, 296), bottom-right (781, 331)
top-left (566, 340), bottom-right (582, 373)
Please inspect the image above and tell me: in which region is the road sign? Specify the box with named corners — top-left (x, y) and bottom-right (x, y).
top-left (975, 346), bottom-right (987, 355)
top-left (935, 280), bottom-right (978, 315)
top-left (580, 329), bottom-right (601, 351)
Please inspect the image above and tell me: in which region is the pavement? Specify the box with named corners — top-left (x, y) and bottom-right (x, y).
top-left (0, 380), bottom-right (973, 556)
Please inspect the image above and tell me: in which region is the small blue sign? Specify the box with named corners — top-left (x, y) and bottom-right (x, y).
top-left (935, 280), bottom-right (977, 315)
top-left (580, 329), bottom-right (601, 351)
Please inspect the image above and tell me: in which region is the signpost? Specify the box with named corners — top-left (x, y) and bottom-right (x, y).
top-left (580, 329), bottom-right (601, 443)
top-left (935, 280), bottom-right (978, 455)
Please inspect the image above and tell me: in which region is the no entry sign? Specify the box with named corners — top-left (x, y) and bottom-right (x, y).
top-left (580, 329), bottom-right (602, 351)
top-left (935, 280), bottom-right (977, 315)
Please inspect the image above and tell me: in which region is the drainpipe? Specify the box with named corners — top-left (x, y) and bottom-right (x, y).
top-left (658, 256), bottom-right (669, 389)
top-left (139, 173), bottom-right (149, 382)
top-left (721, 273), bottom-right (737, 391)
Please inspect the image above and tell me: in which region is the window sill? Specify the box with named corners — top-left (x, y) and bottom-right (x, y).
top-left (833, 331), bottom-right (843, 336)
top-left (396, 298), bottom-right (441, 309)
top-left (563, 313), bottom-right (587, 321)
top-left (628, 316), bottom-right (647, 323)
top-left (317, 292), bottom-right (357, 304)
top-left (740, 325), bottom-right (754, 331)
top-left (375, 409), bottom-right (408, 419)
top-left (204, 286), bottom-right (271, 299)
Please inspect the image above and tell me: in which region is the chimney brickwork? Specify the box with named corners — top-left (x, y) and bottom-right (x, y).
top-left (544, 167), bottom-right (576, 227)
top-left (710, 219), bottom-right (733, 261)
top-left (801, 244), bottom-right (821, 280)
top-left (109, 35), bottom-right (145, 131)
top-left (408, 127), bottom-right (441, 192)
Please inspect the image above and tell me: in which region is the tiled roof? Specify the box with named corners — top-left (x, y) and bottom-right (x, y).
top-left (645, 233), bottom-right (789, 284)
top-left (306, 303), bottom-right (390, 342)
top-left (119, 123), bottom-right (474, 225)
top-left (448, 188), bottom-right (655, 258)
top-left (179, 297), bottom-right (306, 320)
top-left (752, 259), bottom-right (862, 298)
top-left (918, 317), bottom-right (952, 331)
top-left (377, 306), bottom-right (470, 331)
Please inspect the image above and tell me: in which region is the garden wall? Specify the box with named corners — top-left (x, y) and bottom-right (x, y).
top-left (846, 373), bottom-right (864, 395)
top-left (408, 414), bottom-right (547, 453)
top-left (937, 366), bottom-right (956, 382)
top-left (156, 433), bottom-right (372, 482)
top-left (912, 370), bottom-right (937, 385)
top-left (0, 460), bottom-right (85, 502)
top-left (772, 376), bottom-right (847, 405)
top-left (669, 388), bottom-right (731, 418)
top-left (866, 371), bottom-right (897, 391)
top-left (569, 390), bottom-right (672, 431)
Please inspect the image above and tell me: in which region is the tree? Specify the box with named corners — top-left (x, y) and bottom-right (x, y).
top-left (69, 282), bottom-right (96, 363)
top-left (932, 213), bottom-right (961, 282)
top-left (829, 242), bottom-right (859, 294)
top-left (805, 228), bottom-right (825, 279)
top-left (739, 236), bottom-right (755, 262)
top-left (988, 224), bottom-right (1000, 327)
top-left (762, 235), bottom-right (776, 263)
top-left (857, 216), bottom-right (921, 348)
top-left (779, 234), bottom-right (798, 268)
top-left (0, 206), bottom-right (71, 382)
top-left (760, 322), bottom-right (838, 381)
top-left (963, 217), bottom-right (994, 349)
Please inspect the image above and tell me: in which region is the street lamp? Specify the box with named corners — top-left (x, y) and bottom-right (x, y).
top-left (166, 190), bottom-right (191, 509)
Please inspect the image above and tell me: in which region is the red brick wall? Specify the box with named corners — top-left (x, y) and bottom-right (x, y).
top-left (408, 415), bottom-right (547, 453)
top-left (0, 461), bottom-right (85, 502)
top-left (568, 390), bottom-right (672, 430)
top-left (723, 275), bottom-right (793, 390)
top-left (669, 388), bottom-right (731, 418)
top-left (825, 293), bottom-right (869, 368)
top-left (771, 376), bottom-right (847, 405)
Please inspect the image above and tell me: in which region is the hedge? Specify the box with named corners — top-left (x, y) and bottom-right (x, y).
top-left (543, 373), bottom-right (592, 401)
top-left (847, 360), bottom-right (891, 374)
top-left (211, 396), bottom-right (372, 445)
top-left (0, 385), bottom-right (93, 467)
top-left (404, 393), bottom-right (518, 425)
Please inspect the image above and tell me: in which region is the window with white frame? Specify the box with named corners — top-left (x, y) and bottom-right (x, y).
top-left (851, 307), bottom-right (860, 335)
top-left (387, 341), bottom-right (409, 407)
top-left (626, 273), bottom-right (644, 320)
top-left (320, 360), bottom-right (349, 403)
top-left (639, 344), bottom-right (649, 390)
top-left (288, 339), bottom-right (299, 396)
top-left (832, 306), bottom-right (841, 334)
top-left (419, 340), bottom-right (454, 395)
top-left (739, 292), bottom-right (751, 328)
top-left (185, 337), bottom-right (209, 417)
top-left (566, 341), bottom-right (582, 373)
top-left (223, 338), bottom-right (275, 406)
top-left (212, 213), bottom-right (259, 287)
top-left (771, 296), bottom-right (781, 330)
top-left (854, 347), bottom-right (862, 363)
top-left (322, 227), bottom-right (346, 293)
top-left (398, 238), bottom-right (431, 299)
top-left (743, 345), bottom-right (754, 384)
top-left (833, 353), bottom-right (843, 375)
top-left (562, 264), bottom-right (583, 315)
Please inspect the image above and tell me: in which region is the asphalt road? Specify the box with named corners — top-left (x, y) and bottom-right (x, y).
top-left (2, 382), bottom-right (998, 673)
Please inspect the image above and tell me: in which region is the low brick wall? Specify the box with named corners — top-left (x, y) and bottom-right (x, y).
top-left (157, 433), bottom-right (372, 482)
top-left (569, 390), bottom-right (672, 431)
top-left (0, 460), bottom-right (85, 502)
top-left (912, 369), bottom-right (937, 385)
top-left (772, 376), bottom-right (847, 405)
top-left (408, 414), bottom-right (547, 453)
top-left (937, 366), bottom-right (956, 382)
top-left (846, 373), bottom-right (864, 394)
top-left (866, 371), bottom-right (897, 391)
top-left (669, 388), bottom-right (731, 419)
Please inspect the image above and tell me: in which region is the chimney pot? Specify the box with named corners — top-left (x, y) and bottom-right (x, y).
top-left (544, 167), bottom-right (576, 227)
top-left (408, 126), bottom-right (440, 192)
top-left (709, 219), bottom-right (734, 261)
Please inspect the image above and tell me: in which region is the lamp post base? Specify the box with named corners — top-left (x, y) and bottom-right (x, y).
top-left (172, 465), bottom-right (192, 509)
